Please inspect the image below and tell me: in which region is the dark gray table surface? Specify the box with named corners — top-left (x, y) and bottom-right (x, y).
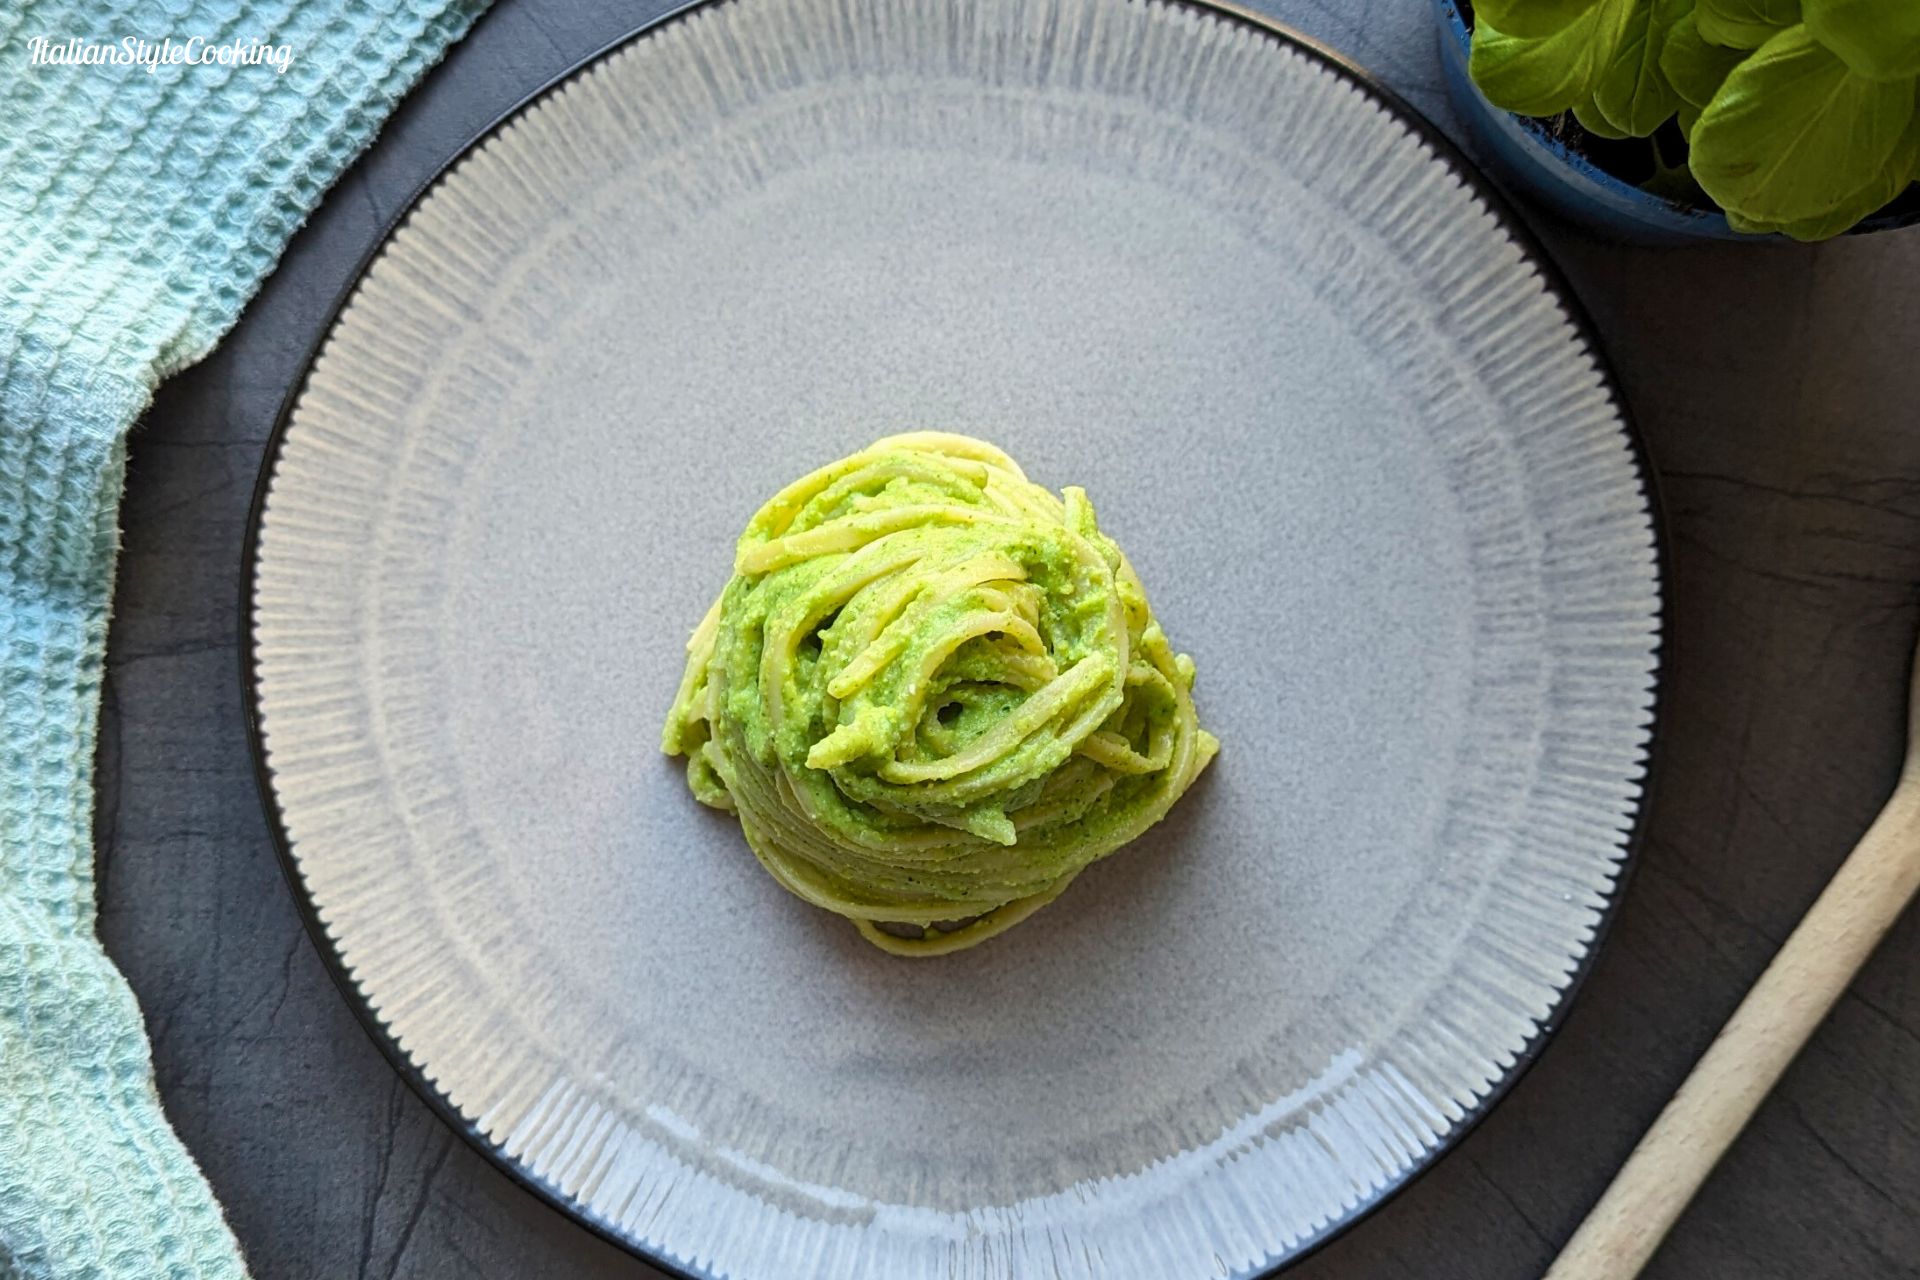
top-left (97, 0), bottom-right (1920, 1276)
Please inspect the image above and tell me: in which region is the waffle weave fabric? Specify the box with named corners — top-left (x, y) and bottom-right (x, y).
top-left (0, 3), bottom-right (487, 1274)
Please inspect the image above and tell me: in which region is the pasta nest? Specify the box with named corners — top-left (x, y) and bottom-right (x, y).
top-left (664, 432), bottom-right (1217, 955)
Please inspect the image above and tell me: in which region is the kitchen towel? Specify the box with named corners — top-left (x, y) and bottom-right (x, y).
top-left (1, 2), bottom-right (488, 1274)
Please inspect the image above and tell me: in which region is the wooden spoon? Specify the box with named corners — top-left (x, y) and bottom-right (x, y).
top-left (1546, 639), bottom-right (1920, 1280)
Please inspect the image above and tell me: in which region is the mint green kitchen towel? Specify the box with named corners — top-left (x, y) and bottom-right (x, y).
top-left (1, 3), bottom-right (488, 1274)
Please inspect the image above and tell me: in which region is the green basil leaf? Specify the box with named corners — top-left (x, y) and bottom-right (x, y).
top-left (1473, 0), bottom-right (1605, 37)
top-left (1697, 0), bottom-right (1803, 47)
top-left (1592, 0), bottom-right (1690, 134)
top-left (1575, 96), bottom-right (1634, 137)
top-left (1722, 205), bottom-right (1777, 232)
top-left (1469, 2), bottom-right (1639, 118)
top-left (1804, 0), bottom-right (1920, 80)
top-left (1678, 100), bottom-right (1704, 138)
top-left (1726, 109), bottom-right (1920, 237)
top-left (1661, 11), bottom-right (1754, 107)
top-left (1690, 24), bottom-right (1915, 223)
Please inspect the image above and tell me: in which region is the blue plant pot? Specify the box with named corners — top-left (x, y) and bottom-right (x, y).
top-left (1433, 0), bottom-right (1920, 245)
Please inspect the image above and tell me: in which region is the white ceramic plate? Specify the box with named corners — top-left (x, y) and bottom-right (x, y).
top-left (245, 1), bottom-right (1663, 1276)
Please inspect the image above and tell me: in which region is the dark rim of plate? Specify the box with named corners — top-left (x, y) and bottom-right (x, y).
top-left (237, 1), bottom-right (1671, 1276)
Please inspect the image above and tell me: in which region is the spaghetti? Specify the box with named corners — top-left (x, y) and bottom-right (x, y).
top-left (663, 433), bottom-right (1218, 955)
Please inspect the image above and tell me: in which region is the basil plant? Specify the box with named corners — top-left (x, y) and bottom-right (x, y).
top-left (1469, 0), bottom-right (1920, 239)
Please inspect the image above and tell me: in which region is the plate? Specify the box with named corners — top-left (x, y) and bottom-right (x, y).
top-left (244, 0), bottom-right (1664, 1275)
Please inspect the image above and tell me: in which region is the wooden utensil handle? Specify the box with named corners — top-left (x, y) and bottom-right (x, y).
top-left (1545, 780), bottom-right (1920, 1280)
